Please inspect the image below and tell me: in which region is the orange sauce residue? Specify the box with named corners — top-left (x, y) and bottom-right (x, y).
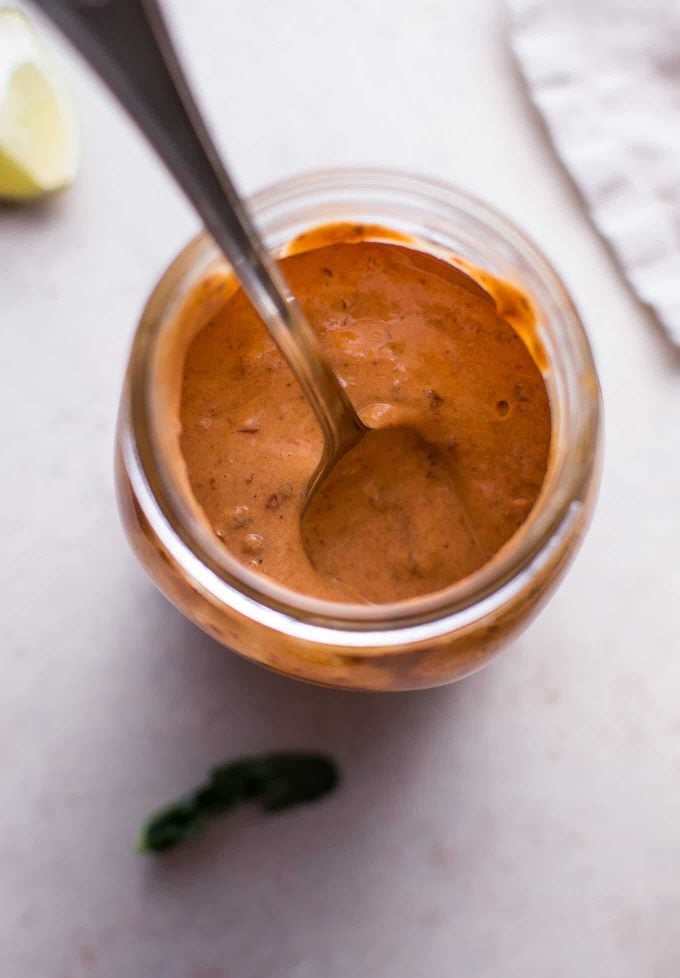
top-left (283, 221), bottom-right (412, 256)
top-left (449, 256), bottom-right (548, 373)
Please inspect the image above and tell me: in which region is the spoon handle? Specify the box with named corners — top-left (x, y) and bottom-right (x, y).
top-left (33, 0), bottom-right (364, 454)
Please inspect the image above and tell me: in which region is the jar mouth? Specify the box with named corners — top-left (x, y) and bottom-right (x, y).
top-left (125, 166), bottom-right (601, 640)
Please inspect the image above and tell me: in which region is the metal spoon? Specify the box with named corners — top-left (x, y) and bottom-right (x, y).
top-left (33, 0), bottom-right (365, 501)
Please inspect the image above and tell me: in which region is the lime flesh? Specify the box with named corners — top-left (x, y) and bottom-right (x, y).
top-left (0, 10), bottom-right (78, 201)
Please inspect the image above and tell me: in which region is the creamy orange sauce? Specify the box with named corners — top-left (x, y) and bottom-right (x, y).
top-left (179, 235), bottom-right (551, 603)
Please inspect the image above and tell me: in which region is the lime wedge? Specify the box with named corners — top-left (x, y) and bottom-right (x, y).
top-left (0, 9), bottom-right (78, 201)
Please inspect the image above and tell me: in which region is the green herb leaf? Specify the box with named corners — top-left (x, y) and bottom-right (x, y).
top-left (138, 753), bottom-right (339, 853)
top-left (137, 801), bottom-right (203, 853)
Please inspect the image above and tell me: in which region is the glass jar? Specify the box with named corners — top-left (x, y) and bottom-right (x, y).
top-left (115, 168), bottom-right (602, 691)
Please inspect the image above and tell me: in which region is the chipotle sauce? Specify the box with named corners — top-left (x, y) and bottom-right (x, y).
top-left (179, 234), bottom-right (551, 602)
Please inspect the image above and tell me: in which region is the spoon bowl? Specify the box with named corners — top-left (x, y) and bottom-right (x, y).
top-left (301, 425), bottom-right (486, 602)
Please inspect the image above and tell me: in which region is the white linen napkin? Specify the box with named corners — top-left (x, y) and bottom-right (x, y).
top-left (506, 0), bottom-right (680, 345)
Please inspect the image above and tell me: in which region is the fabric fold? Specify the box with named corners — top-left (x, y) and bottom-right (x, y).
top-left (507, 0), bottom-right (680, 344)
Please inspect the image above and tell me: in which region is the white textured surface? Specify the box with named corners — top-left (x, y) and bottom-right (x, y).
top-left (1, 1), bottom-right (680, 976)
top-left (507, 0), bottom-right (680, 344)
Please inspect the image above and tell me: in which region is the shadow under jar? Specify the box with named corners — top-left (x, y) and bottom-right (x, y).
top-left (115, 168), bottom-right (602, 691)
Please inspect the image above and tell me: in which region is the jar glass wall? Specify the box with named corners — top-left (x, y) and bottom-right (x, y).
top-left (115, 168), bottom-right (602, 691)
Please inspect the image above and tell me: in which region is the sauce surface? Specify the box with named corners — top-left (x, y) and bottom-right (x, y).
top-left (179, 239), bottom-right (551, 602)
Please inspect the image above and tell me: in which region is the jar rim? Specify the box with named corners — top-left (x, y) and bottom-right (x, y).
top-left (124, 166), bottom-right (601, 646)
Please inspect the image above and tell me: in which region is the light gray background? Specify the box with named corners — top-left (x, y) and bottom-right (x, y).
top-left (2, 1), bottom-right (679, 976)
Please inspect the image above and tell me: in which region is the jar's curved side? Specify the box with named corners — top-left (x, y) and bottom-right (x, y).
top-left (115, 398), bottom-right (602, 691)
